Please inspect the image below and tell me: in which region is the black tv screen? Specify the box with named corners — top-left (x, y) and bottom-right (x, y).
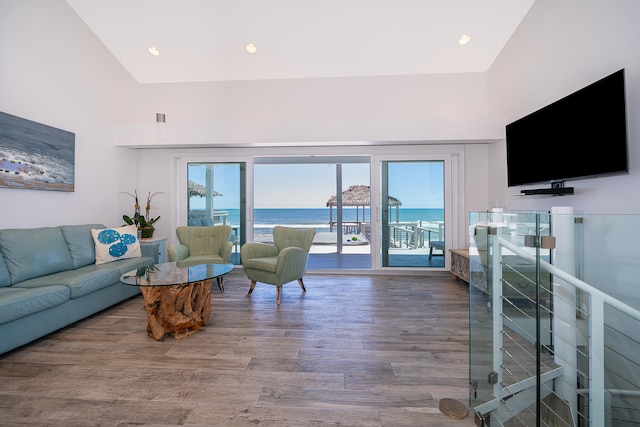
top-left (506, 69), bottom-right (628, 188)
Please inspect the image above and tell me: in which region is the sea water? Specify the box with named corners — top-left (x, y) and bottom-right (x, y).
top-left (221, 208), bottom-right (444, 236)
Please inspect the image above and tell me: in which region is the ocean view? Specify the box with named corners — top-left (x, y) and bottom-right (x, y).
top-left (221, 208), bottom-right (444, 235)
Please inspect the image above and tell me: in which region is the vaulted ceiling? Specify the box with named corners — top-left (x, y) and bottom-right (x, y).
top-left (66, 0), bottom-right (535, 84)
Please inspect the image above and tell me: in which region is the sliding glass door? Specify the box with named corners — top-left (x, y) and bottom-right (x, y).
top-left (186, 162), bottom-right (246, 264)
top-left (253, 156), bottom-right (371, 270)
top-left (379, 160), bottom-right (446, 268)
top-left (177, 149), bottom-right (458, 271)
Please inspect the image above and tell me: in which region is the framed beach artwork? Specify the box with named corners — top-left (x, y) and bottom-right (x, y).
top-left (0, 111), bottom-right (75, 192)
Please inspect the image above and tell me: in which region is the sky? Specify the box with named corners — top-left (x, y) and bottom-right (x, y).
top-left (189, 160), bottom-right (444, 209)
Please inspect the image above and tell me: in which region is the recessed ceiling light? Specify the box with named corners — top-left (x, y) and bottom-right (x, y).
top-left (458, 34), bottom-right (471, 46)
top-left (245, 43), bottom-right (257, 54)
top-left (148, 46), bottom-right (160, 56)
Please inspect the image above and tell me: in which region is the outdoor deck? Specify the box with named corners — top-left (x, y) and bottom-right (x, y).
top-left (229, 219), bottom-right (446, 270)
top-left (328, 220), bottom-right (443, 250)
top-left (230, 244), bottom-right (445, 270)
top-left (306, 251), bottom-right (446, 270)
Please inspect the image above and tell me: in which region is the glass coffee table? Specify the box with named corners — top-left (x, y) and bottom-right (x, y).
top-left (120, 262), bottom-right (233, 340)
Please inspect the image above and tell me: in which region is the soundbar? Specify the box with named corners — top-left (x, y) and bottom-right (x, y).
top-left (520, 187), bottom-right (574, 196)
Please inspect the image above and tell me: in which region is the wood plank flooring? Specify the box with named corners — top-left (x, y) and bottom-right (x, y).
top-left (0, 270), bottom-right (475, 427)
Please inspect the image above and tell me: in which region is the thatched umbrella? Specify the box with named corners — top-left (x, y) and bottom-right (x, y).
top-left (326, 184), bottom-right (401, 226)
top-left (188, 180), bottom-right (222, 222)
top-left (188, 180), bottom-right (221, 198)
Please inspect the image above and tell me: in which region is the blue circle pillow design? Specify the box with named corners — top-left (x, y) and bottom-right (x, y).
top-left (97, 228), bottom-right (138, 258)
top-left (91, 225), bottom-right (142, 265)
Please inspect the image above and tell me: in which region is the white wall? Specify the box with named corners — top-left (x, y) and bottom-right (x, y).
top-left (15, 1), bottom-right (638, 237)
top-left (9, 1), bottom-right (635, 259)
top-left (119, 57), bottom-right (499, 248)
top-left (0, 0), bottom-right (139, 229)
top-left (487, 0), bottom-right (640, 214)
top-left (118, 73), bottom-right (503, 146)
top-left (0, 0), bottom-right (492, 244)
top-left (135, 73), bottom-right (491, 123)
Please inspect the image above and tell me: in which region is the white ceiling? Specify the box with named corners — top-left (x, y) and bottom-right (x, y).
top-left (65, 0), bottom-right (535, 84)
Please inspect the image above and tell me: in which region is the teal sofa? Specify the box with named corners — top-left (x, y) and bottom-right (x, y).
top-left (0, 224), bottom-right (158, 355)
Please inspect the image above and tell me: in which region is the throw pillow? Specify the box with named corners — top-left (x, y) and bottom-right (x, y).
top-left (91, 224), bottom-right (142, 265)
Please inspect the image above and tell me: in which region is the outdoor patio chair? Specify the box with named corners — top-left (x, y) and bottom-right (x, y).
top-left (429, 240), bottom-right (445, 260)
top-left (240, 226), bottom-right (315, 304)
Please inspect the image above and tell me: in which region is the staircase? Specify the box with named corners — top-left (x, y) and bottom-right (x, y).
top-left (468, 210), bottom-right (640, 426)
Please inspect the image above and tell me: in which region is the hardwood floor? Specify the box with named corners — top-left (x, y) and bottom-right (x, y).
top-left (0, 270), bottom-right (475, 427)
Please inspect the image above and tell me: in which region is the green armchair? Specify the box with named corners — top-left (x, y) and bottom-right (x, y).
top-left (241, 226), bottom-right (315, 304)
top-left (168, 225), bottom-right (233, 291)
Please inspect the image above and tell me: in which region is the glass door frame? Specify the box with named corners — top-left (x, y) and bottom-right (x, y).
top-left (371, 152), bottom-right (461, 272)
top-left (174, 154), bottom-right (254, 248)
top-left (252, 155), bottom-right (372, 271)
top-left (172, 145), bottom-right (465, 273)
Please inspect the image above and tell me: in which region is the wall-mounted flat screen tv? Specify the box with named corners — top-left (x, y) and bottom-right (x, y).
top-left (506, 69), bottom-right (628, 189)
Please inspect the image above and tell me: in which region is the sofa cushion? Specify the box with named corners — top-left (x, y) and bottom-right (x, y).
top-left (0, 227), bottom-right (73, 284)
top-left (60, 224), bottom-right (104, 269)
top-left (0, 251), bottom-right (10, 288)
top-left (91, 225), bottom-right (141, 265)
top-left (242, 256), bottom-right (278, 273)
top-left (13, 255), bottom-right (155, 298)
top-left (96, 255), bottom-right (155, 276)
top-left (177, 254), bottom-right (227, 267)
top-left (0, 286), bottom-right (70, 325)
top-left (13, 267), bottom-right (121, 299)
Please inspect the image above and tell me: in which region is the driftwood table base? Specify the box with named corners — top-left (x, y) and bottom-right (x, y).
top-left (138, 279), bottom-right (213, 340)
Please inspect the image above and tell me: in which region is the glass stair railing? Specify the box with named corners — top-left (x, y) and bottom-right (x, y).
top-left (468, 210), bottom-right (640, 427)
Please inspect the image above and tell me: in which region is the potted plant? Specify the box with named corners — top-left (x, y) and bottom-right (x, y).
top-left (122, 190), bottom-right (162, 239)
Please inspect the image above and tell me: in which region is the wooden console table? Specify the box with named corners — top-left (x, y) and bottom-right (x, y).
top-left (449, 249), bottom-right (470, 283)
top-left (450, 248), bottom-right (489, 293)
